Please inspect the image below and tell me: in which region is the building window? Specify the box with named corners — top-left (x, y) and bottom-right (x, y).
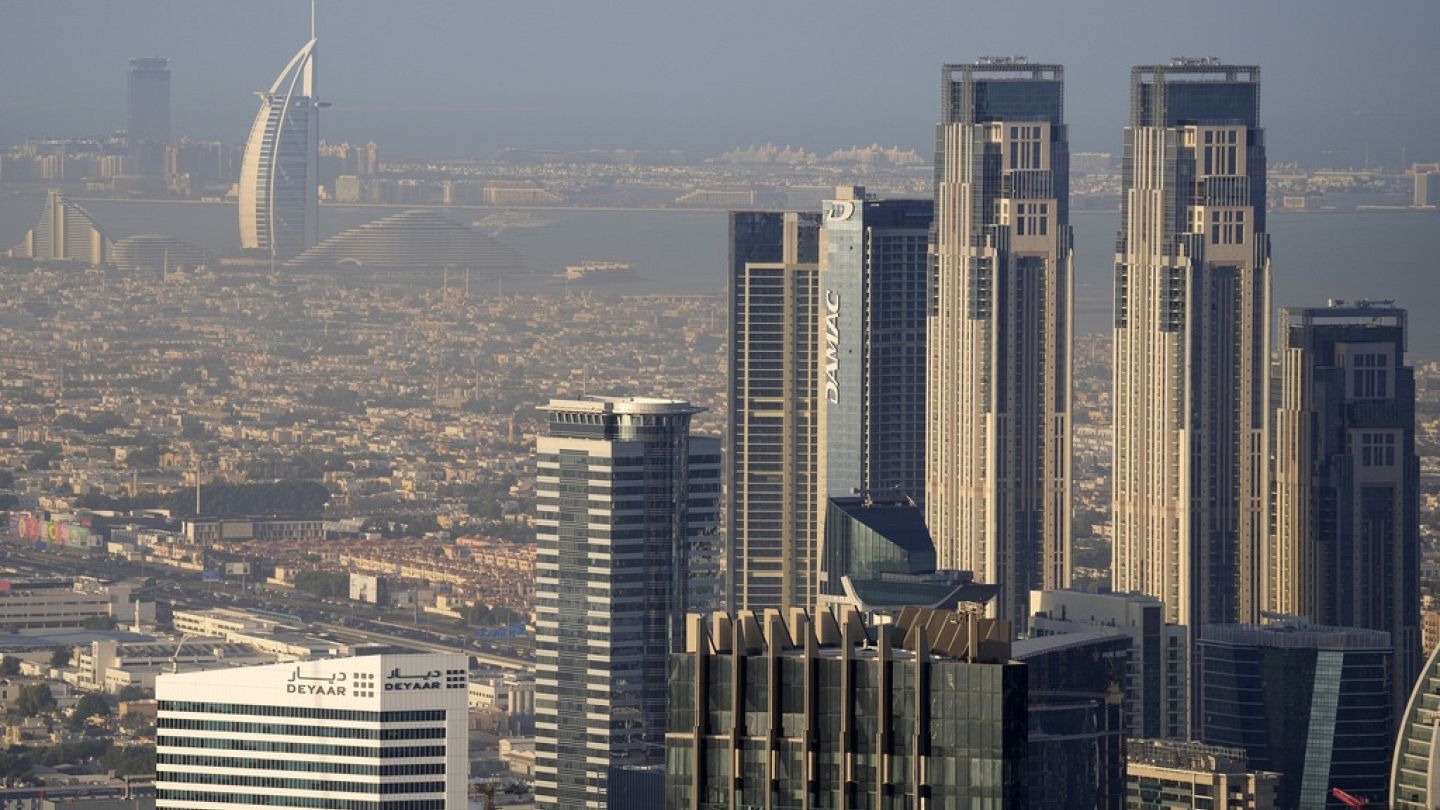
top-left (1352, 353), bottom-right (1390, 399)
top-left (1360, 432), bottom-right (1396, 467)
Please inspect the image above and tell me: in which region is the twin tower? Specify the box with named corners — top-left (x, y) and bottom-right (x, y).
top-left (730, 58), bottom-right (1270, 637)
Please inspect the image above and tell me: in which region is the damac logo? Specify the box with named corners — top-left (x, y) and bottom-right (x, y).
top-left (824, 291), bottom-right (841, 404)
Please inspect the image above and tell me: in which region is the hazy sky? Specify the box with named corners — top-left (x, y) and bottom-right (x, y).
top-left (2, 0), bottom-right (1437, 166)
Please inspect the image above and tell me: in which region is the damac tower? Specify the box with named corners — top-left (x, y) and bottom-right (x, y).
top-left (1112, 61), bottom-right (1270, 635)
top-left (927, 59), bottom-right (1072, 630)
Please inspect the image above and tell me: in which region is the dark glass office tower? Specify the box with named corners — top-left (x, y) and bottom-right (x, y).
top-left (1014, 632), bottom-right (1130, 810)
top-left (1198, 623), bottom-right (1392, 809)
top-left (928, 59), bottom-right (1073, 632)
top-left (1112, 61), bottom-right (1270, 636)
top-left (127, 57), bottom-right (171, 145)
top-left (126, 56), bottom-right (170, 177)
top-left (533, 396), bottom-right (720, 809)
top-left (1271, 301), bottom-right (1419, 721)
top-left (665, 607), bottom-right (1028, 809)
top-left (728, 211), bottom-right (822, 612)
top-left (818, 186), bottom-right (932, 507)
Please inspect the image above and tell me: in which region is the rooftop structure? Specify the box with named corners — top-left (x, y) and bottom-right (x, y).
top-left (665, 607), bottom-right (1025, 808)
top-left (1128, 738), bottom-right (1280, 809)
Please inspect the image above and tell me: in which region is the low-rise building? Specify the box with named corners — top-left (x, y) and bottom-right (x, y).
top-left (1126, 738), bottom-right (1279, 809)
top-left (0, 578), bottom-right (152, 632)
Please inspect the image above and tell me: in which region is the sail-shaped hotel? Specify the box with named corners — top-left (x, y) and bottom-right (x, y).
top-left (238, 7), bottom-right (321, 260)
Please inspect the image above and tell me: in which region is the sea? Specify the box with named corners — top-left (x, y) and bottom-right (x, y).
top-left (2, 188), bottom-right (1438, 357)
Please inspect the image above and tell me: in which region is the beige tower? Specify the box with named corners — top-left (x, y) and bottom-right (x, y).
top-left (927, 59), bottom-right (1073, 631)
top-left (1111, 61), bottom-right (1270, 635)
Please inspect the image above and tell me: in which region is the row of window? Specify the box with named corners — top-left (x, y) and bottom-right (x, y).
top-left (155, 790), bottom-right (442, 810)
top-left (157, 753), bottom-right (444, 776)
top-left (159, 770), bottom-right (445, 795)
top-left (159, 701), bottom-right (444, 724)
top-left (157, 718), bottom-right (444, 740)
top-left (157, 735), bottom-right (444, 759)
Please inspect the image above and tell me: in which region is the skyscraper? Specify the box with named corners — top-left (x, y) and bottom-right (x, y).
top-left (127, 57), bottom-right (171, 146)
top-left (238, 10), bottom-right (321, 260)
top-left (817, 186), bottom-right (932, 505)
top-left (1014, 631), bottom-right (1129, 810)
top-left (533, 396), bottom-right (720, 809)
top-left (928, 59), bottom-right (1073, 630)
top-left (727, 210), bottom-right (822, 612)
top-left (155, 653), bottom-right (469, 809)
top-left (1198, 623), bottom-right (1392, 809)
top-left (1271, 301), bottom-right (1419, 718)
top-left (1112, 60), bottom-right (1270, 631)
top-left (664, 606), bottom-right (1028, 809)
top-left (126, 56), bottom-right (170, 177)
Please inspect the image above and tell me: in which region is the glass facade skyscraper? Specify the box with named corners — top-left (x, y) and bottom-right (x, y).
top-left (1198, 623), bottom-right (1392, 809)
top-left (1014, 631), bottom-right (1129, 810)
top-left (533, 396), bottom-right (720, 809)
top-left (1271, 302), bottom-right (1419, 721)
top-left (127, 56), bottom-right (170, 146)
top-left (664, 607), bottom-right (1028, 809)
top-left (927, 59), bottom-right (1073, 632)
top-left (817, 186), bottom-right (932, 506)
top-left (727, 211), bottom-right (822, 612)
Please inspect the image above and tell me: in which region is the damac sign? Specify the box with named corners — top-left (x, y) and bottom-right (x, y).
top-left (824, 291), bottom-right (841, 404)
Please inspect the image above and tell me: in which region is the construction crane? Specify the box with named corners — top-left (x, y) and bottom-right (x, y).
top-left (1331, 787), bottom-right (1368, 808)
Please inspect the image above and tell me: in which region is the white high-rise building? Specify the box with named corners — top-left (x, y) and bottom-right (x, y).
top-left (238, 6), bottom-right (321, 260)
top-left (533, 396), bottom-right (721, 808)
top-left (156, 653), bottom-right (468, 809)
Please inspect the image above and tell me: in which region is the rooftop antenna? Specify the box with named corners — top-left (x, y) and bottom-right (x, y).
top-left (311, 0), bottom-right (316, 40)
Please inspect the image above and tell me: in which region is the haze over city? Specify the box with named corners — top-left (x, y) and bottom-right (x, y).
top-left (0, 2), bottom-right (1438, 809)
top-left (3, 0), bottom-right (1439, 163)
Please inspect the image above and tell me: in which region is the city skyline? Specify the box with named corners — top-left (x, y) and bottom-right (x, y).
top-left (0, 3), bottom-right (1439, 807)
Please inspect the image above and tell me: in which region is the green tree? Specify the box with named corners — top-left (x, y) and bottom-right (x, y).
top-left (66, 694), bottom-right (109, 730)
top-left (13, 684), bottom-right (55, 716)
top-left (100, 743), bottom-right (154, 776)
top-left (0, 657), bottom-right (19, 676)
top-left (115, 685), bottom-right (150, 702)
top-left (292, 570), bottom-right (349, 599)
top-left (50, 648), bottom-right (71, 669)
